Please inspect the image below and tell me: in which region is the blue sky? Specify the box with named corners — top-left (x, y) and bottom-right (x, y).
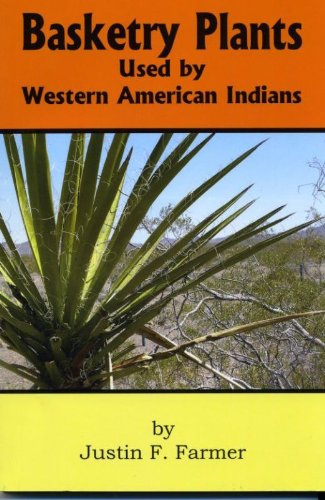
top-left (0, 132), bottom-right (325, 243)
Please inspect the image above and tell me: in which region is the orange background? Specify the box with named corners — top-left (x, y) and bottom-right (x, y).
top-left (0, 0), bottom-right (324, 129)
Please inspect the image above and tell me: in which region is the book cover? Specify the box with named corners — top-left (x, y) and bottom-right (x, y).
top-left (0, 0), bottom-right (324, 494)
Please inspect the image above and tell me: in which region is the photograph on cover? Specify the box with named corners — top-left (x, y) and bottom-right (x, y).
top-left (0, 132), bottom-right (324, 390)
top-left (0, 496), bottom-right (321, 499)
top-left (0, 495), bottom-right (321, 500)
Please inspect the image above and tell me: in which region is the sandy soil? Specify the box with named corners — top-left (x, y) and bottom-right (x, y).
top-left (0, 344), bottom-right (32, 390)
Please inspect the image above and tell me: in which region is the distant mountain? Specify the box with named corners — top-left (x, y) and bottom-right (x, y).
top-left (300, 223), bottom-right (325, 238)
top-left (15, 241), bottom-right (33, 256)
top-left (10, 224), bottom-right (325, 256)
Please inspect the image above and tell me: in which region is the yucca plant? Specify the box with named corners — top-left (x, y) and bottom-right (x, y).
top-left (0, 132), bottom-right (323, 389)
